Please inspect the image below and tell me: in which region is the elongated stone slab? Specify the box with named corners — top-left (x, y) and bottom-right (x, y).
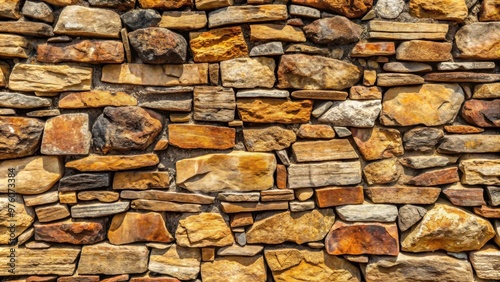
top-left (237, 98), bottom-right (312, 124)
top-left (102, 63), bottom-right (208, 86)
top-left (149, 244), bottom-right (201, 280)
top-left (292, 139), bottom-right (358, 162)
top-left (243, 126), bottom-right (296, 152)
top-left (176, 151), bottom-right (276, 193)
top-left (459, 159), bottom-right (500, 185)
top-left (221, 57), bottom-right (275, 88)
top-left (369, 21), bottom-right (449, 33)
top-left (41, 113), bottom-right (91, 155)
top-left (160, 11), bottom-right (207, 30)
top-left (120, 190), bottom-right (215, 204)
top-left (455, 23), bottom-right (500, 59)
top-left (54, 6), bottom-right (121, 38)
top-left (0, 246), bottom-right (80, 276)
top-left (59, 173), bottom-right (110, 191)
top-left (9, 64), bottom-right (92, 92)
top-left (0, 34), bottom-right (31, 58)
top-left (408, 167), bottom-right (460, 186)
top-left (396, 40), bottom-right (452, 62)
top-left (247, 209), bottom-right (335, 244)
top-left (336, 202), bottom-right (398, 222)
top-left (377, 73), bottom-right (425, 87)
top-left (365, 186), bottom-right (441, 204)
top-left (368, 31), bottom-right (447, 40)
top-left (190, 26), bottom-right (247, 63)
top-left (168, 124), bottom-right (235, 149)
top-left (365, 252), bottom-right (474, 282)
top-left (208, 5), bottom-right (288, 28)
top-left (288, 161), bottom-right (361, 189)
top-left (113, 171), bottom-right (169, 190)
top-left (71, 201), bottom-right (130, 218)
top-left (277, 54), bottom-right (360, 90)
top-left (470, 245), bottom-right (500, 280)
top-left (424, 72), bottom-right (500, 83)
top-left (34, 219), bottom-right (107, 244)
top-left (318, 100), bottom-right (381, 127)
top-left (131, 199), bottom-right (202, 213)
top-left (315, 186), bottom-right (364, 207)
top-left (351, 42), bottom-right (395, 57)
top-left (193, 86), bottom-right (235, 122)
top-left (66, 154), bottom-right (159, 171)
top-left (291, 90), bottom-right (348, 100)
top-left (201, 256), bottom-right (267, 282)
top-left (325, 221), bottom-right (399, 255)
top-left (78, 242), bottom-right (149, 275)
top-left (250, 24), bottom-right (306, 42)
top-left (37, 40), bottom-right (124, 63)
top-left (0, 21), bottom-right (54, 37)
top-left (59, 90), bottom-right (137, 108)
top-left (0, 92), bottom-right (51, 109)
top-left (438, 135), bottom-right (500, 153)
top-left (220, 201), bottom-right (289, 213)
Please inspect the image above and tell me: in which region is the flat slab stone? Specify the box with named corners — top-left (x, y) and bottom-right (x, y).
top-left (41, 113), bottom-right (91, 155)
top-left (247, 209), bottom-right (335, 244)
top-left (455, 23), bottom-right (500, 59)
top-left (220, 201), bottom-right (289, 213)
top-left (217, 192), bottom-right (260, 202)
top-left (149, 245), bottom-right (200, 280)
top-left (368, 31), bottom-right (447, 40)
top-left (237, 98), bottom-right (312, 124)
top-left (315, 186), bottom-right (364, 207)
top-left (120, 190), bottom-right (214, 204)
top-left (365, 186), bottom-right (441, 204)
top-left (37, 40), bottom-right (124, 63)
top-left (438, 135), bottom-right (500, 153)
top-left (236, 89), bottom-right (289, 98)
top-left (131, 199), bottom-right (202, 213)
top-left (59, 90), bottom-right (137, 108)
top-left (221, 57), bottom-right (275, 88)
top-left (108, 212), bottom-right (173, 245)
top-left (159, 11), bottom-right (206, 31)
top-left (208, 5), bottom-right (288, 28)
top-left (250, 24), bottom-right (306, 42)
top-left (351, 42), bottom-right (395, 57)
top-left (383, 62), bottom-right (432, 73)
top-left (201, 256), bottom-right (267, 282)
top-left (408, 167), bottom-right (460, 186)
top-left (399, 156), bottom-right (450, 169)
top-left (325, 221), bottom-right (399, 255)
top-left (243, 126), bottom-right (296, 152)
top-left (292, 139), bottom-right (358, 162)
top-left (0, 34), bottom-right (31, 58)
top-left (277, 54), bottom-right (360, 90)
top-left (369, 20), bottom-right (449, 33)
top-left (459, 159), bottom-right (500, 185)
top-left (175, 212), bottom-right (234, 247)
top-left (443, 183), bottom-right (486, 206)
top-left (218, 245), bottom-right (263, 256)
top-left (9, 64), bottom-right (92, 92)
top-left (336, 202), bottom-right (398, 222)
top-left (290, 90), bottom-right (348, 100)
top-left (0, 246), bottom-right (80, 276)
top-left (365, 252), bottom-right (474, 282)
top-left (288, 161), bottom-right (361, 188)
top-left (0, 92), bottom-right (51, 109)
top-left (396, 40), bottom-right (452, 62)
top-left (249, 41), bottom-right (284, 56)
top-left (474, 82), bottom-right (500, 98)
top-left (78, 242), bottom-right (149, 275)
top-left (193, 86), bottom-right (235, 122)
top-left (0, 21), bottom-right (54, 37)
top-left (438, 62), bottom-right (496, 71)
top-left (71, 201), bottom-right (130, 218)
top-left (102, 63), bottom-right (208, 86)
top-left (168, 124), bottom-right (235, 150)
top-left (66, 154), bottom-right (159, 171)
top-left (424, 72), bottom-right (500, 83)
top-left (470, 245), bottom-right (500, 280)
top-left (59, 173), bottom-right (110, 191)
top-left (34, 218), bottom-right (107, 244)
top-left (54, 6), bottom-right (121, 38)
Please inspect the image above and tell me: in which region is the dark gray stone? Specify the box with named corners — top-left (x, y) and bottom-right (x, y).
top-left (59, 173), bottom-right (111, 191)
top-left (120, 9), bottom-right (161, 30)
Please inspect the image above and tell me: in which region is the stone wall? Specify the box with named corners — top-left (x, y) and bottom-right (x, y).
top-left (0, 0), bottom-right (500, 280)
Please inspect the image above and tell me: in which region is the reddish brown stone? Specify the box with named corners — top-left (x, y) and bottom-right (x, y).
top-left (41, 113), bottom-right (91, 155)
top-left (444, 125), bottom-right (484, 134)
top-left (37, 40), bottom-right (124, 64)
top-left (57, 276), bottom-right (100, 282)
top-left (297, 124), bottom-right (335, 139)
top-left (315, 186), bottom-right (364, 207)
top-left (168, 124), bottom-right (235, 150)
top-left (443, 184), bottom-right (486, 206)
top-left (303, 16), bottom-right (362, 44)
top-left (0, 116), bottom-right (44, 160)
top-left (292, 0), bottom-right (374, 18)
top-left (128, 27), bottom-right (186, 64)
top-left (461, 99), bottom-right (500, 127)
top-left (27, 276), bottom-right (58, 282)
top-left (408, 167), bottom-right (459, 186)
top-left (34, 219), bottom-right (107, 244)
top-left (325, 221), bottom-right (399, 255)
top-left (230, 212), bottom-right (254, 228)
top-left (396, 40), bottom-right (452, 62)
top-left (349, 86), bottom-right (382, 100)
top-left (365, 186), bottom-right (441, 204)
top-left (473, 206), bottom-right (500, 218)
top-left (100, 275), bottom-right (130, 282)
top-left (351, 42), bottom-right (395, 57)
top-left (237, 98), bottom-right (313, 124)
top-left (277, 164), bottom-right (287, 189)
top-left (108, 212), bottom-right (174, 245)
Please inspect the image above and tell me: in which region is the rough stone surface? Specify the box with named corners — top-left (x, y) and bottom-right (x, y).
top-left (237, 98), bottom-right (312, 124)
top-left (291, 0), bottom-right (374, 18)
top-left (0, 116), bottom-right (44, 160)
top-left (438, 135), bottom-right (500, 153)
top-left (315, 186), bottom-right (364, 207)
top-left (470, 245), bottom-right (500, 280)
top-left (318, 100), bottom-right (381, 127)
top-left (375, 0), bottom-right (404, 19)
top-left (221, 57), bottom-right (275, 88)
top-left (409, 0), bottom-right (468, 21)
top-left (397, 40), bottom-right (452, 62)
top-left (34, 219), bottom-right (107, 245)
top-left (128, 28), bottom-right (187, 64)
top-left (401, 201), bottom-right (496, 252)
top-left (0, 195), bottom-right (35, 244)
top-left (175, 212), bottom-right (234, 247)
top-left (169, 124), bottom-right (235, 150)
top-left (149, 245), bottom-right (201, 280)
top-left (190, 26), bottom-right (247, 63)
top-left (160, 11), bottom-right (207, 30)
top-left (247, 209), bottom-right (335, 244)
top-left (352, 127), bottom-right (403, 161)
top-left (459, 159), bottom-right (500, 185)
top-left (366, 186), bottom-right (441, 205)
top-left (363, 157), bottom-right (402, 184)
top-left (208, 4), bottom-right (288, 28)
top-left (193, 86), bottom-right (235, 122)
top-left (201, 256), bottom-right (267, 282)
top-left (336, 202), bottom-right (398, 222)
top-left (303, 16), bottom-right (362, 44)
top-left (59, 91), bottom-right (137, 108)
top-left (243, 126), bottom-right (296, 152)
top-left (41, 113), bottom-right (91, 155)
top-left (288, 161), bottom-right (362, 188)
top-left (37, 40), bottom-right (124, 63)
top-left (54, 6), bottom-right (122, 38)
top-left (108, 212), bottom-right (173, 245)
top-left (66, 154), bottom-right (160, 171)
top-left (455, 23), bottom-right (500, 59)
top-left (403, 127), bottom-right (444, 152)
top-left (121, 9), bottom-right (161, 30)
top-left (461, 99), bottom-right (500, 127)
top-left (277, 54), bottom-right (360, 90)
top-left (292, 139), bottom-right (358, 162)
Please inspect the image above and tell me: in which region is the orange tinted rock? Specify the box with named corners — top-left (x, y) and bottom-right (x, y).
top-left (365, 186), bottom-right (441, 204)
top-left (473, 205), bottom-right (500, 218)
top-left (352, 127), bottom-right (403, 161)
top-left (401, 201), bottom-right (495, 252)
top-left (237, 98), bottom-right (312, 124)
top-left (396, 40), bottom-right (452, 62)
top-left (408, 167), bottom-right (460, 186)
top-left (326, 221), bottom-right (399, 255)
top-left (444, 125), bottom-right (484, 134)
top-left (292, 0), bottom-right (374, 18)
top-left (108, 212), bottom-right (174, 245)
top-left (34, 219), bottom-right (107, 244)
top-left (250, 24), bottom-right (306, 42)
top-left (41, 113), bottom-right (91, 155)
top-left (351, 42), bottom-right (395, 57)
top-left (78, 191), bottom-right (120, 203)
top-left (230, 212), bottom-right (254, 228)
top-left (168, 124), bottom-right (235, 149)
top-left (175, 212), bottom-right (234, 247)
top-left (315, 186), bottom-right (364, 207)
top-left (349, 86), bottom-right (382, 100)
top-left (113, 171), bottom-right (170, 190)
top-left (243, 126), bottom-right (296, 152)
top-left (297, 124), bottom-right (335, 139)
top-left (0, 116), bottom-right (44, 160)
top-left (480, 0), bottom-right (500, 21)
top-left (190, 26), bottom-right (247, 63)
top-left (138, 0), bottom-right (191, 9)
top-left (409, 0), bottom-right (468, 21)
top-left (461, 99), bottom-right (500, 127)
top-left (66, 154), bottom-right (159, 171)
top-left (276, 164), bottom-right (287, 189)
top-left (37, 40), bottom-right (124, 63)
top-left (59, 91), bottom-right (137, 108)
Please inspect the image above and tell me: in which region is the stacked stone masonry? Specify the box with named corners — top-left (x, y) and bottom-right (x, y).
top-left (0, 0), bottom-right (500, 280)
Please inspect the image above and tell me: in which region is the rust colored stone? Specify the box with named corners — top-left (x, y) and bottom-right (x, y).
top-left (138, 0), bottom-right (192, 9)
top-left (190, 26), bottom-right (248, 63)
top-left (315, 186), bottom-right (364, 207)
top-left (41, 113), bottom-right (91, 155)
top-left (37, 40), bottom-right (124, 63)
top-left (408, 167), bottom-right (460, 186)
top-left (352, 127), bottom-right (403, 161)
top-left (168, 124), bottom-right (235, 150)
top-left (325, 221), bottom-right (399, 255)
top-left (66, 154), bottom-right (159, 171)
top-left (473, 206), bottom-right (500, 218)
top-left (443, 184), bottom-right (486, 206)
top-left (108, 212), bottom-right (174, 245)
top-left (461, 99), bottom-right (500, 127)
top-left (351, 42), bottom-right (395, 57)
top-left (34, 219), bottom-right (107, 244)
top-left (444, 125), bottom-right (484, 134)
top-left (276, 164), bottom-right (287, 189)
top-left (237, 98), bottom-right (312, 124)
top-left (292, 0), bottom-right (374, 18)
top-left (365, 186), bottom-right (441, 204)
top-left (59, 91), bottom-right (137, 108)
top-left (0, 116), bottom-right (44, 160)
top-left (297, 124), bottom-right (335, 139)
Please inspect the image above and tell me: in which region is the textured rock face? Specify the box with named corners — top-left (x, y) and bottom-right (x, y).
top-left (352, 127), bottom-right (403, 161)
top-left (409, 0), bottom-right (468, 21)
top-left (221, 57), bottom-right (275, 88)
top-left (41, 113), bottom-right (91, 155)
top-left (246, 209), bottom-right (335, 244)
top-left (265, 247), bottom-right (361, 282)
top-left (304, 16), bottom-right (362, 44)
top-left (92, 106), bottom-right (162, 154)
top-left (0, 195), bottom-right (35, 244)
top-left (0, 116), bottom-right (44, 160)
top-left (201, 256), bottom-right (267, 282)
top-left (149, 245), bottom-right (201, 280)
top-left (190, 26), bottom-right (247, 63)
top-left (176, 151), bottom-right (276, 193)
top-left (108, 212), bottom-right (173, 245)
top-left (461, 99), bottom-right (500, 127)
top-left (34, 219), bottom-right (107, 244)
top-left (175, 212), bottom-right (234, 247)
top-left (54, 6), bottom-right (122, 38)
top-left (401, 201), bottom-right (496, 252)
top-left (291, 0), bottom-right (373, 18)
top-left (237, 98), bottom-right (312, 124)
top-left (318, 100), bottom-right (381, 127)
top-left (365, 252), bottom-right (474, 282)
top-left (243, 126), bottom-right (296, 152)
top-left (277, 54), bottom-right (360, 90)
top-left (169, 124), bottom-right (235, 149)
top-left (455, 23), bottom-right (500, 59)
top-left (37, 40), bottom-right (124, 63)
top-left (128, 28), bottom-right (187, 64)
top-left (380, 84), bottom-right (464, 126)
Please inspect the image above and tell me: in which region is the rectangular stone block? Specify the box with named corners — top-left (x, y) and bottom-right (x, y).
top-left (288, 161), bottom-right (362, 189)
top-left (315, 186), bottom-right (364, 207)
